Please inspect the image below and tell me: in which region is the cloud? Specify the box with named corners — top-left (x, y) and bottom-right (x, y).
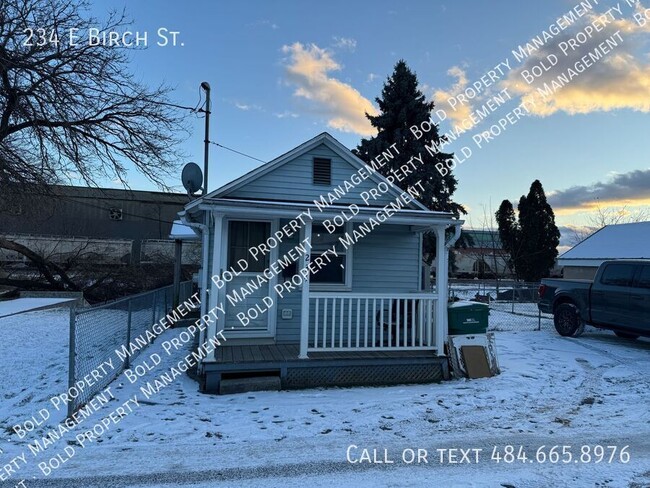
top-left (274, 110), bottom-right (299, 119)
top-left (547, 169), bottom-right (650, 211)
top-left (281, 42), bottom-right (377, 136)
top-left (557, 224), bottom-right (598, 247)
top-left (503, 4), bottom-right (650, 116)
top-left (234, 101), bottom-right (262, 111)
top-left (332, 36), bottom-right (357, 51)
top-left (247, 19), bottom-right (279, 29)
top-left (366, 73), bottom-right (379, 83)
top-left (433, 67), bottom-right (477, 131)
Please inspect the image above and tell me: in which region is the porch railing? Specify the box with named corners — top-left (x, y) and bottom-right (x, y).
top-left (308, 293), bottom-right (439, 353)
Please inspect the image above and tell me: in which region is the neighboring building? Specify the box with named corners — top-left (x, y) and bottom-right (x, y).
top-left (180, 132), bottom-right (463, 393)
top-left (558, 221), bottom-right (650, 279)
top-left (453, 229), bottom-right (512, 278)
top-left (0, 185), bottom-right (197, 264)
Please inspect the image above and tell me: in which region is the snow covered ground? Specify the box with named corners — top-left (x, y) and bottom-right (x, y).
top-left (0, 298), bottom-right (75, 318)
top-left (1, 308), bottom-right (649, 487)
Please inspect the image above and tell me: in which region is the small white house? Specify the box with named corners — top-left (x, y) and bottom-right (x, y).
top-left (559, 221), bottom-right (650, 279)
top-left (179, 132), bottom-right (463, 393)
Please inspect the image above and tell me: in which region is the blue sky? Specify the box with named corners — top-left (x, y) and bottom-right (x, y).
top-left (92, 0), bottom-right (650, 240)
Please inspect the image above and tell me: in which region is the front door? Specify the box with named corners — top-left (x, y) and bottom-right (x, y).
top-left (222, 220), bottom-right (275, 338)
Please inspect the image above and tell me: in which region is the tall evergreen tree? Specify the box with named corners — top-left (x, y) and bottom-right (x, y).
top-left (495, 180), bottom-right (560, 282)
top-left (354, 60), bottom-right (465, 217)
top-left (495, 199), bottom-right (520, 277)
top-left (353, 60), bottom-right (465, 266)
top-left (517, 180), bottom-right (560, 282)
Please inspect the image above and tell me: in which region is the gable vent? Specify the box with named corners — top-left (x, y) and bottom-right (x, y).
top-left (313, 158), bottom-right (332, 186)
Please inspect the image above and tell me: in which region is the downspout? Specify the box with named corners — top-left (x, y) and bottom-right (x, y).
top-left (180, 211), bottom-right (210, 375)
top-left (445, 222), bottom-right (462, 248)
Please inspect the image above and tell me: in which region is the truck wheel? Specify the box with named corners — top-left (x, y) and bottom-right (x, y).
top-left (614, 331), bottom-right (639, 340)
top-left (554, 303), bottom-right (583, 337)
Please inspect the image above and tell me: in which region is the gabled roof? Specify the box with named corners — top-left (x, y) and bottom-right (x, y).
top-left (559, 221), bottom-right (650, 261)
top-left (187, 132), bottom-right (428, 211)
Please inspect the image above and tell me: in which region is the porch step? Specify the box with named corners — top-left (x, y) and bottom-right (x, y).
top-left (219, 376), bottom-right (281, 395)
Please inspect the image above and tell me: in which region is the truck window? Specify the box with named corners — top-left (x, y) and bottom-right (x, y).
top-left (636, 266), bottom-right (650, 289)
top-left (600, 264), bottom-right (635, 287)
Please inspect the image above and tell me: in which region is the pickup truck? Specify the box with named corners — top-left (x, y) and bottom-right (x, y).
top-left (538, 260), bottom-right (650, 339)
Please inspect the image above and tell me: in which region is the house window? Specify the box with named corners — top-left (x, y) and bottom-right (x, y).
top-left (600, 264), bottom-right (635, 287)
top-left (310, 223), bottom-right (349, 286)
top-left (313, 158), bottom-right (332, 186)
top-left (228, 221), bottom-right (270, 273)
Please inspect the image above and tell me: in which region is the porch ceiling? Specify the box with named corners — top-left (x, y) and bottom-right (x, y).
top-left (190, 197), bottom-right (462, 228)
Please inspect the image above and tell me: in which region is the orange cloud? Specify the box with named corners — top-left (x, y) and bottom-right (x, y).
top-left (281, 42), bottom-right (377, 136)
top-left (433, 67), bottom-right (476, 131)
top-left (503, 4), bottom-right (650, 116)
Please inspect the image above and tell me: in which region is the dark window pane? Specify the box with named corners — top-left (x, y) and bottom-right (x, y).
top-left (229, 221), bottom-right (249, 247)
top-left (636, 266), bottom-right (650, 289)
top-left (600, 264), bottom-right (635, 287)
top-left (312, 223), bottom-right (346, 254)
top-left (310, 254), bottom-right (345, 284)
top-left (228, 221), bottom-right (270, 271)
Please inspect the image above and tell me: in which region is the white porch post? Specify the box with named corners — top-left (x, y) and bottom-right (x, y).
top-left (208, 212), bottom-right (224, 360)
top-left (298, 219), bottom-right (312, 359)
top-left (435, 226), bottom-right (448, 355)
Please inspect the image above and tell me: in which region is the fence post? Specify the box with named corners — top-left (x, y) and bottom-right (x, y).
top-left (67, 304), bottom-right (77, 418)
top-left (511, 282), bottom-right (516, 314)
top-left (538, 308), bottom-right (542, 331)
top-left (125, 299), bottom-right (133, 369)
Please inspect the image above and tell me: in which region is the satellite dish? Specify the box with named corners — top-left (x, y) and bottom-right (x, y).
top-left (181, 162), bottom-right (203, 195)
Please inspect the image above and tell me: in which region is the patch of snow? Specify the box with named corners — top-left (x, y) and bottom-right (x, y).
top-left (0, 298), bottom-right (75, 318)
top-left (0, 309), bottom-right (648, 487)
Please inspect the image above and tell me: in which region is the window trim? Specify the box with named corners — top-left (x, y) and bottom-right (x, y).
top-left (309, 221), bottom-right (353, 291)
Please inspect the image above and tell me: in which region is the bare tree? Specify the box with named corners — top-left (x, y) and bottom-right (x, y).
top-left (0, 0), bottom-right (189, 190)
top-left (464, 205), bottom-right (512, 293)
top-left (588, 204), bottom-right (649, 228)
top-left (568, 204), bottom-right (649, 246)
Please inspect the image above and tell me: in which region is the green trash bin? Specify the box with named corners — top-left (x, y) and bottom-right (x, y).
top-left (447, 301), bottom-right (489, 335)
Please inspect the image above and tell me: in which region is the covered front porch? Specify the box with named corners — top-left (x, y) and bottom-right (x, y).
top-left (192, 198), bottom-right (461, 393)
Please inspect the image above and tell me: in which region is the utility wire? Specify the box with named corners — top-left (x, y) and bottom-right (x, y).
top-left (209, 141), bottom-right (266, 163)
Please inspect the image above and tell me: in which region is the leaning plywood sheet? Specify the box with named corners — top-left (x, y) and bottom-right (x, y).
top-left (461, 345), bottom-right (493, 379)
top-left (448, 333), bottom-right (500, 378)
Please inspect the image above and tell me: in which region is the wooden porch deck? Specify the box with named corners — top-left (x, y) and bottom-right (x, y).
top-left (204, 344), bottom-right (448, 394)
top-left (214, 344), bottom-right (440, 363)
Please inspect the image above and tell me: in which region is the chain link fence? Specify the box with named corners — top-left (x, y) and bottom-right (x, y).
top-left (68, 281), bottom-right (193, 416)
top-left (448, 279), bottom-right (554, 332)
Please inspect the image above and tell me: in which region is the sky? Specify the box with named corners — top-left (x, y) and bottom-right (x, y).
top-left (88, 0), bottom-right (650, 246)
